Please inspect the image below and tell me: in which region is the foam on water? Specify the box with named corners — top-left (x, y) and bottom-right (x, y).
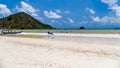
top-left (56, 33), bottom-right (120, 38)
top-left (21, 32), bottom-right (120, 38)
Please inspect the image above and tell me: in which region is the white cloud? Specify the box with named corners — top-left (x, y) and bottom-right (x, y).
top-left (0, 4), bottom-right (11, 16)
top-left (64, 11), bottom-right (70, 14)
top-left (101, 16), bottom-right (120, 23)
top-left (91, 16), bottom-right (101, 22)
top-left (96, 0), bottom-right (120, 24)
top-left (68, 18), bottom-right (74, 23)
top-left (50, 20), bottom-right (63, 25)
top-left (91, 15), bottom-right (120, 24)
top-left (44, 10), bottom-right (62, 19)
top-left (86, 8), bottom-right (95, 15)
top-left (15, 1), bottom-right (39, 17)
top-left (51, 20), bottom-right (56, 23)
top-left (55, 10), bottom-right (61, 13)
top-left (101, 0), bottom-right (117, 5)
top-left (101, 0), bottom-right (120, 16)
top-left (111, 4), bottom-right (120, 16)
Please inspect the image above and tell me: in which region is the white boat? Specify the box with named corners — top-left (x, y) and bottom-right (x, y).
top-left (0, 29), bottom-right (22, 35)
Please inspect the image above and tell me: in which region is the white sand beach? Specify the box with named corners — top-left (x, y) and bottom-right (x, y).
top-left (0, 33), bottom-right (120, 68)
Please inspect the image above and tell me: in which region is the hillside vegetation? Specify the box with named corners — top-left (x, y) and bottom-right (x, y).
top-left (0, 12), bottom-right (53, 29)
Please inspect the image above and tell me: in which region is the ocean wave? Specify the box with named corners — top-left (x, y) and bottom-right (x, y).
top-left (21, 32), bottom-right (120, 38)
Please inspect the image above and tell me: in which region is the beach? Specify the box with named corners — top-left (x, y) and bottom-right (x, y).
top-left (0, 33), bottom-right (120, 68)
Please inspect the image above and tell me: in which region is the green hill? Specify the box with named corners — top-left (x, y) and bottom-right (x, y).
top-left (0, 12), bottom-right (53, 29)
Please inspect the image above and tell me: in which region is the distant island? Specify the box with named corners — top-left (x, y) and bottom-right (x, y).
top-left (80, 26), bottom-right (85, 30)
top-left (0, 12), bottom-right (53, 29)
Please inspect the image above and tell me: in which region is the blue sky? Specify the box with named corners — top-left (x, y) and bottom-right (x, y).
top-left (0, 0), bottom-right (120, 29)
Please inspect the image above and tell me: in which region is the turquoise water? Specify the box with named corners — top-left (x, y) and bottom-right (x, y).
top-left (13, 29), bottom-right (120, 34)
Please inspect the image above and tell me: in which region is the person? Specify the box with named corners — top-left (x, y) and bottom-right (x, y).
top-left (48, 31), bottom-right (55, 38)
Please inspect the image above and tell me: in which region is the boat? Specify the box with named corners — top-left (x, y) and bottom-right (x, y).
top-left (0, 29), bottom-right (22, 35)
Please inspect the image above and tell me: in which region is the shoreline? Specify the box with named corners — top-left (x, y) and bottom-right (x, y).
top-left (21, 32), bottom-right (120, 38)
top-left (13, 29), bottom-right (120, 34)
top-left (2, 33), bottom-right (120, 46)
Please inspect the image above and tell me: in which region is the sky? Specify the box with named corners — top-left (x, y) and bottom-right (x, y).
top-left (0, 0), bottom-right (120, 29)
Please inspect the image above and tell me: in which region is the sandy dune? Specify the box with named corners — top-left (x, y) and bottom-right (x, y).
top-left (0, 35), bottom-right (120, 68)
